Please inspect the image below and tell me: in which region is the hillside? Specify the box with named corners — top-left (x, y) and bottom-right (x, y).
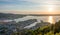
top-left (0, 13), bottom-right (26, 19)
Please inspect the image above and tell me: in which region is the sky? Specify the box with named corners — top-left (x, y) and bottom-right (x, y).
top-left (0, 0), bottom-right (60, 13)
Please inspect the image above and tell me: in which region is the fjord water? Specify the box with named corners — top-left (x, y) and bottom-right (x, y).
top-left (1, 16), bottom-right (60, 23)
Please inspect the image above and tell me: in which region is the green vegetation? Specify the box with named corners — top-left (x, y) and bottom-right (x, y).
top-left (0, 20), bottom-right (60, 35)
top-left (11, 20), bottom-right (60, 35)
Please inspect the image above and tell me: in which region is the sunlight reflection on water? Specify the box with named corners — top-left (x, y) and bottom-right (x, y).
top-left (48, 16), bottom-right (55, 24)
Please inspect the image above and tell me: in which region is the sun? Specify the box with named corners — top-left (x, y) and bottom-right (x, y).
top-left (48, 5), bottom-right (54, 12)
top-left (48, 7), bottom-right (53, 12)
top-left (46, 0), bottom-right (54, 12)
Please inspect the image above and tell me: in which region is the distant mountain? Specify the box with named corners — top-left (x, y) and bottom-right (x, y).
top-left (0, 13), bottom-right (26, 19)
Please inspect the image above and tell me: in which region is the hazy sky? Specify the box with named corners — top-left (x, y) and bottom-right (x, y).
top-left (0, 0), bottom-right (60, 13)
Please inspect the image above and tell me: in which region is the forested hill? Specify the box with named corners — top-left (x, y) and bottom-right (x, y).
top-left (0, 13), bottom-right (26, 19)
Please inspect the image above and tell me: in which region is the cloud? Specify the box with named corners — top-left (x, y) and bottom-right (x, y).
top-left (0, 0), bottom-right (60, 12)
top-left (0, 0), bottom-right (44, 3)
top-left (0, 0), bottom-right (60, 5)
top-left (18, 0), bottom-right (60, 4)
top-left (0, 0), bottom-right (15, 1)
top-left (0, 0), bottom-right (9, 1)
